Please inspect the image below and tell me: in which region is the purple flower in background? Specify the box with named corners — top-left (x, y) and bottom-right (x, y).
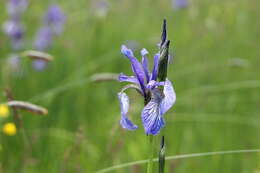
top-left (173, 0), bottom-right (188, 9)
top-left (34, 4), bottom-right (65, 50)
top-left (7, 0), bottom-right (28, 17)
top-left (32, 4), bottom-right (66, 71)
top-left (44, 5), bottom-right (66, 35)
top-left (3, 0), bottom-right (27, 50)
top-left (3, 19), bottom-right (24, 50)
top-left (34, 27), bottom-right (53, 51)
top-left (118, 20), bottom-right (176, 135)
top-left (32, 60), bottom-right (48, 71)
top-left (32, 27), bottom-right (52, 70)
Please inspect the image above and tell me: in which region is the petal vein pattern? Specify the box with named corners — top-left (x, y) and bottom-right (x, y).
top-left (160, 79), bottom-right (176, 115)
top-left (142, 89), bottom-right (165, 135)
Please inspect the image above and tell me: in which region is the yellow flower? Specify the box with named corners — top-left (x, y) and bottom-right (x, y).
top-left (2, 122), bottom-right (17, 136)
top-left (0, 104), bottom-right (9, 118)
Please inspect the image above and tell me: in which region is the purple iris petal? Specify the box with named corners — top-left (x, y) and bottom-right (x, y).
top-left (118, 73), bottom-right (139, 84)
top-left (151, 53), bottom-right (160, 81)
top-left (34, 27), bottom-right (53, 51)
top-left (45, 5), bottom-right (66, 35)
top-left (141, 48), bottom-right (150, 83)
top-left (121, 45), bottom-right (146, 93)
top-left (118, 92), bottom-right (138, 130)
top-left (160, 79), bottom-right (176, 115)
top-left (146, 80), bottom-right (165, 90)
top-left (141, 89), bottom-right (165, 135)
top-left (32, 60), bottom-right (48, 71)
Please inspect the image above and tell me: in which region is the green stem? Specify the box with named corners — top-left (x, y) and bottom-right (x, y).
top-left (147, 135), bottom-right (155, 173)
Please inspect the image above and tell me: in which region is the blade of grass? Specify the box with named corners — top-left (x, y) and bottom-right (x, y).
top-left (93, 149), bottom-right (260, 173)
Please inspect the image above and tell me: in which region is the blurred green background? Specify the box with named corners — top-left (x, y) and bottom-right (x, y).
top-left (0, 0), bottom-right (260, 172)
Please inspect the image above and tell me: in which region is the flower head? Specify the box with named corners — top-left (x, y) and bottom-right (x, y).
top-left (32, 4), bottom-right (66, 71)
top-left (2, 122), bottom-right (17, 136)
top-left (44, 5), bottom-right (66, 35)
top-left (3, 20), bottom-right (23, 38)
top-left (3, 0), bottom-right (27, 51)
top-left (34, 27), bottom-right (53, 51)
top-left (33, 26), bottom-right (53, 71)
top-left (34, 4), bottom-right (66, 50)
top-left (32, 59), bottom-right (48, 71)
top-left (117, 20), bottom-right (176, 135)
top-left (3, 19), bottom-right (24, 50)
top-left (7, 0), bottom-right (28, 17)
top-left (0, 104), bottom-right (9, 118)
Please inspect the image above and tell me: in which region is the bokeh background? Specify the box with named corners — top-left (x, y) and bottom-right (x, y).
top-left (0, 0), bottom-right (260, 172)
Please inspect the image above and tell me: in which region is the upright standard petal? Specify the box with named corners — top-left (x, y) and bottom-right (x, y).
top-left (141, 48), bottom-right (150, 83)
top-left (151, 53), bottom-right (160, 81)
top-left (160, 79), bottom-right (176, 115)
top-left (118, 73), bottom-right (139, 84)
top-left (121, 45), bottom-right (146, 93)
top-left (141, 89), bottom-right (165, 135)
top-left (118, 92), bottom-right (138, 130)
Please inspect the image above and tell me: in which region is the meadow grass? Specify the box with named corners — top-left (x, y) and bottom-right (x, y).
top-left (0, 0), bottom-right (259, 172)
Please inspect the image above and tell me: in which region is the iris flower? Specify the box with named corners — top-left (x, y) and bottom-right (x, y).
top-left (33, 4), bottom-right (66, 71)
top-left (118, 20), bottom-right (176, 135)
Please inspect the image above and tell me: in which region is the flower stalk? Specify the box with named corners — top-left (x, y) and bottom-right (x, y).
top-left (147, 135), bottom-right (155, 173)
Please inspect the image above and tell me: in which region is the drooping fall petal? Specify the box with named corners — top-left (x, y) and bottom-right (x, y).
top-left (118, 92), bottom-right (138, 130)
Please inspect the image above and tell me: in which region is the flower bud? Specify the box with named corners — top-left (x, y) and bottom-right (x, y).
top-left (159, 136), bottom-right (165, 173)
top-left (158, 40), bottom-right (170, 82)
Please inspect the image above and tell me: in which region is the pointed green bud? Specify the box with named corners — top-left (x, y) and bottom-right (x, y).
top-left (159, 136), bottom-right (165, 173)
top-left (158, 40), bottom-right (170, 82)
top-left (160, 19), bottom-right (167, 48)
